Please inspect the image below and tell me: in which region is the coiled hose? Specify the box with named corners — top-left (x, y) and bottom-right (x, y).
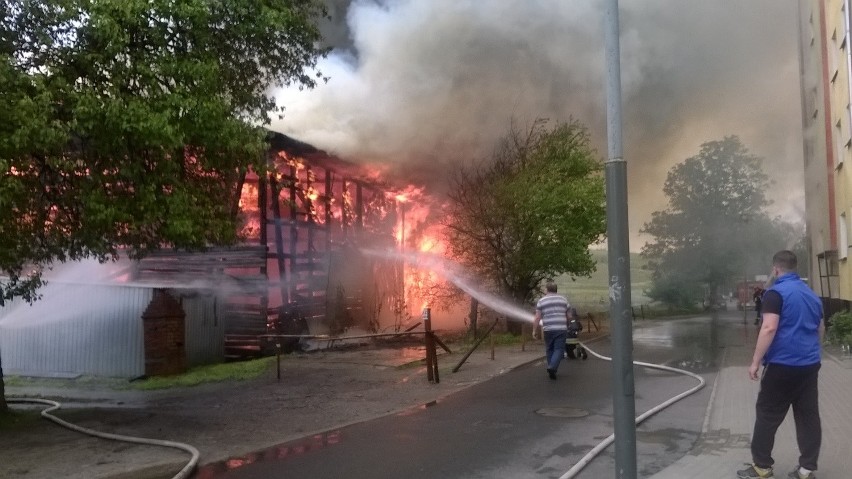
top-left (559, 342), bottom-right (706, 479)
top-left (6, 397), bottom-right (199, 479)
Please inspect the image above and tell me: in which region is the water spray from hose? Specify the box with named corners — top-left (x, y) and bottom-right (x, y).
top-left (360, 248), bottom-right (535, 323)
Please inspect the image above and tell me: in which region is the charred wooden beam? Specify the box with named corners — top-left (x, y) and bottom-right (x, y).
top-left (356, 182), bottom-right (363, 231)
top-left (269, 175), bottom-right (288, 305)
top-left (232, 169), bottom-right (247, 222)
top-left (289, 164), bottom-right (298, 303)
top-left (258, 173), bottom-right (268, 249)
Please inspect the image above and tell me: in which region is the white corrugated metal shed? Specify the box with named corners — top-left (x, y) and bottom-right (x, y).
top-left (0, 261), bottom-right (224, 378)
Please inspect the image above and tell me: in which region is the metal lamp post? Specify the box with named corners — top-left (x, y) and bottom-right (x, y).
top-left (604, 0), bottom-right (638, 477)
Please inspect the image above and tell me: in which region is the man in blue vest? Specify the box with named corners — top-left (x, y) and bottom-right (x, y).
top-left (533, 281), bottom-right (571, 380)
top-left (737, 251), bottom-right (824, 479)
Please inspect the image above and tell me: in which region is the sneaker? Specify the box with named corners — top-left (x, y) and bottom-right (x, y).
top-left (787, 468), bottom-right (815, 479)
top-left (546, 368), bottom-right (557, 380)
top-left (737, 463), bottom-right (774, 478)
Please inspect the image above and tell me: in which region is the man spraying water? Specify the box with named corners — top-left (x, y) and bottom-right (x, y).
top-left (533, 281), bottom-right (572, 380)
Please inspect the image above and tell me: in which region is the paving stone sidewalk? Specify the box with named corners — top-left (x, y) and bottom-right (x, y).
top-left (647, 343), bottom-right (852, 479)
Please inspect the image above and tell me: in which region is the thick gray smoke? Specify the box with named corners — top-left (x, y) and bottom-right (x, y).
top-left (273, 0), bottom-right (803, 247)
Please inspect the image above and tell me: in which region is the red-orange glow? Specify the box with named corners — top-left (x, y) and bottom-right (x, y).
top-left (192, 429), bottom-right (345, 476)
top-left (237, 170), bottom-right (261, 240)
top-left (275, 151), bottom-right (306, 171)
top-left (384, 182), bottom-right (453, 316)
top-left (231, 148), bottom-right (456, 319)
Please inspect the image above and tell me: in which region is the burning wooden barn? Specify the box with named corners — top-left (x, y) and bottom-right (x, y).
top-left (132, 132), bottom-right (416, 359)
top-left (0, 132), bottom-right (444, 377)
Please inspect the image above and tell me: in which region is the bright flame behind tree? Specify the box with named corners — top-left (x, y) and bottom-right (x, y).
top-left (234, 145), bottom-right (460, 331)
top-left (388, 184), bottom-right (454, 319)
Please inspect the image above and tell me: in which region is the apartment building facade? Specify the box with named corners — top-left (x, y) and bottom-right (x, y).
top-left (798, 0), bottom-right (850, 314)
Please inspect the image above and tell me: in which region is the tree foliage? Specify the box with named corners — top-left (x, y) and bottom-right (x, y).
top-left (644, 272), bottom-right (702, 310)
top-left (0, 0), bottom-right (328, 304)
top-left (641, 136), bottom-right (803, 307)
top-left (0, 0), bottom-right (328, 412)
top-left (443, 119), bottom-right (606, 307)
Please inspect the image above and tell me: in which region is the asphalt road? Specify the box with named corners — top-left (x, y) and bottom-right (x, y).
top-left (197, 312), bottom-right (748, 479)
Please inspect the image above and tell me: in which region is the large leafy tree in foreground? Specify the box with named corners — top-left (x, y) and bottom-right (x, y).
top-left (0, 0), bottom-right (327, 410)
top-left (0, 0), bottom-right (327, 303)
top-left (443, 119), bottom-right (606, 313)
top-left (640, 136), bottom-right (796, 307)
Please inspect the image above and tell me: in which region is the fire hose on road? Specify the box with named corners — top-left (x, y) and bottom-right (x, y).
top-left (558, 341), bottom-right (707, 479)
top-left (5, 396), bottom-right (199, 479)
top-left (5, 337), bottom-right (705, 479)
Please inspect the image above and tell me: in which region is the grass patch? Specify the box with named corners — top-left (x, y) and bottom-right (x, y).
top-left (0, 409), bottom-right (42, 430)
top-left (129, 357), bottom-right (275, 390)
top-left (2, 375), bottom-right (26, 387)
top-left (2, 374), bottom-right (128, 390)
top-left (397, 358), bottom-right (426, 369)
top-left (484, 332), bottom-right (524, 346)
top-left (556, 249), bottom-right (654, 312)
top-left (632, 303), bottom-right (704, 319)
top-left (441, 328), bottom-right (526, 347)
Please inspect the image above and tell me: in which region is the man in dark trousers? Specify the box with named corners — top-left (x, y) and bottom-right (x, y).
top-left (737, 251), bottom-right (824, 479)
top-left (532, 281), bottom-right (571, 380)
top-left (754, 286), bottom-right (764, 325)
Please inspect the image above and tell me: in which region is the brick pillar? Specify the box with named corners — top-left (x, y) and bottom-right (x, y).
top-left (142, 289), bottom-right (186, 376)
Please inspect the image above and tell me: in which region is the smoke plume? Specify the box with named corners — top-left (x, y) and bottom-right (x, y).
top-left (272, 0), bottom-right (803, 247)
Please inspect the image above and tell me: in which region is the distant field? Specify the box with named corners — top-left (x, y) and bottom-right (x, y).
top-left (555, 249), bottom-right (653, 313)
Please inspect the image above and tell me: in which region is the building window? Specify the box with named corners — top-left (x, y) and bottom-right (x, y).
top-left (832, 29), bottom-right (840, 83)
top-left (809, 86), bottom-right (819, 118)
top-left (840, 213), bottom-right (849, 260)
top-left (836, 119), bottom-right (846, 167)
top-left (810, 11), bottom-right (815, 45)
top-left (848, 104), bottom-right (852, 150)
top-left (805, 139), bottom-right (811, 166)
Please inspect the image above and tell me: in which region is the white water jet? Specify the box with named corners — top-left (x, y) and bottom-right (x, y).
top-left (360, 248), bottom-right (535, 324)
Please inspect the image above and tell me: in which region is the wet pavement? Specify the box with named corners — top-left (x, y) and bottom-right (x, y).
top-left (647, 314), bottom-right (852, 479)
top-left (194, 312), bottom-right (740, 478)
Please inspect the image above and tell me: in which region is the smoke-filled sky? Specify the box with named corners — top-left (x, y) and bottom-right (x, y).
top-left (272, 0), bottom-right (803, 249)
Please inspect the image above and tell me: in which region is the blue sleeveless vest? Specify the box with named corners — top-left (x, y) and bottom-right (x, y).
top-left (764, 273), bottom-right (823, 366)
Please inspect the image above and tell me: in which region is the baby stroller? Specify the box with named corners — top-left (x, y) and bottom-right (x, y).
top-left (565, 309), bottom-right (588, 360)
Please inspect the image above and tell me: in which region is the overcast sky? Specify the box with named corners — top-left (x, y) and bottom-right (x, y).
top-left (271, 0), bottom-right (804, 249)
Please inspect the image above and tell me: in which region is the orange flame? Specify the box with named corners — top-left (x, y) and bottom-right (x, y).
top-left (385, 184), bottom-right (453, 316)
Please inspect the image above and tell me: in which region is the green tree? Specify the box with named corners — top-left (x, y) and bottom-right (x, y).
top-left (0, 0), bottom-right (327, 411)
top-left (443, 119), bottom-right (606, 318)
top-left (644, 272), bottom-right (702, 311)
top-left (641, 136), bottom-right (784, 307)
